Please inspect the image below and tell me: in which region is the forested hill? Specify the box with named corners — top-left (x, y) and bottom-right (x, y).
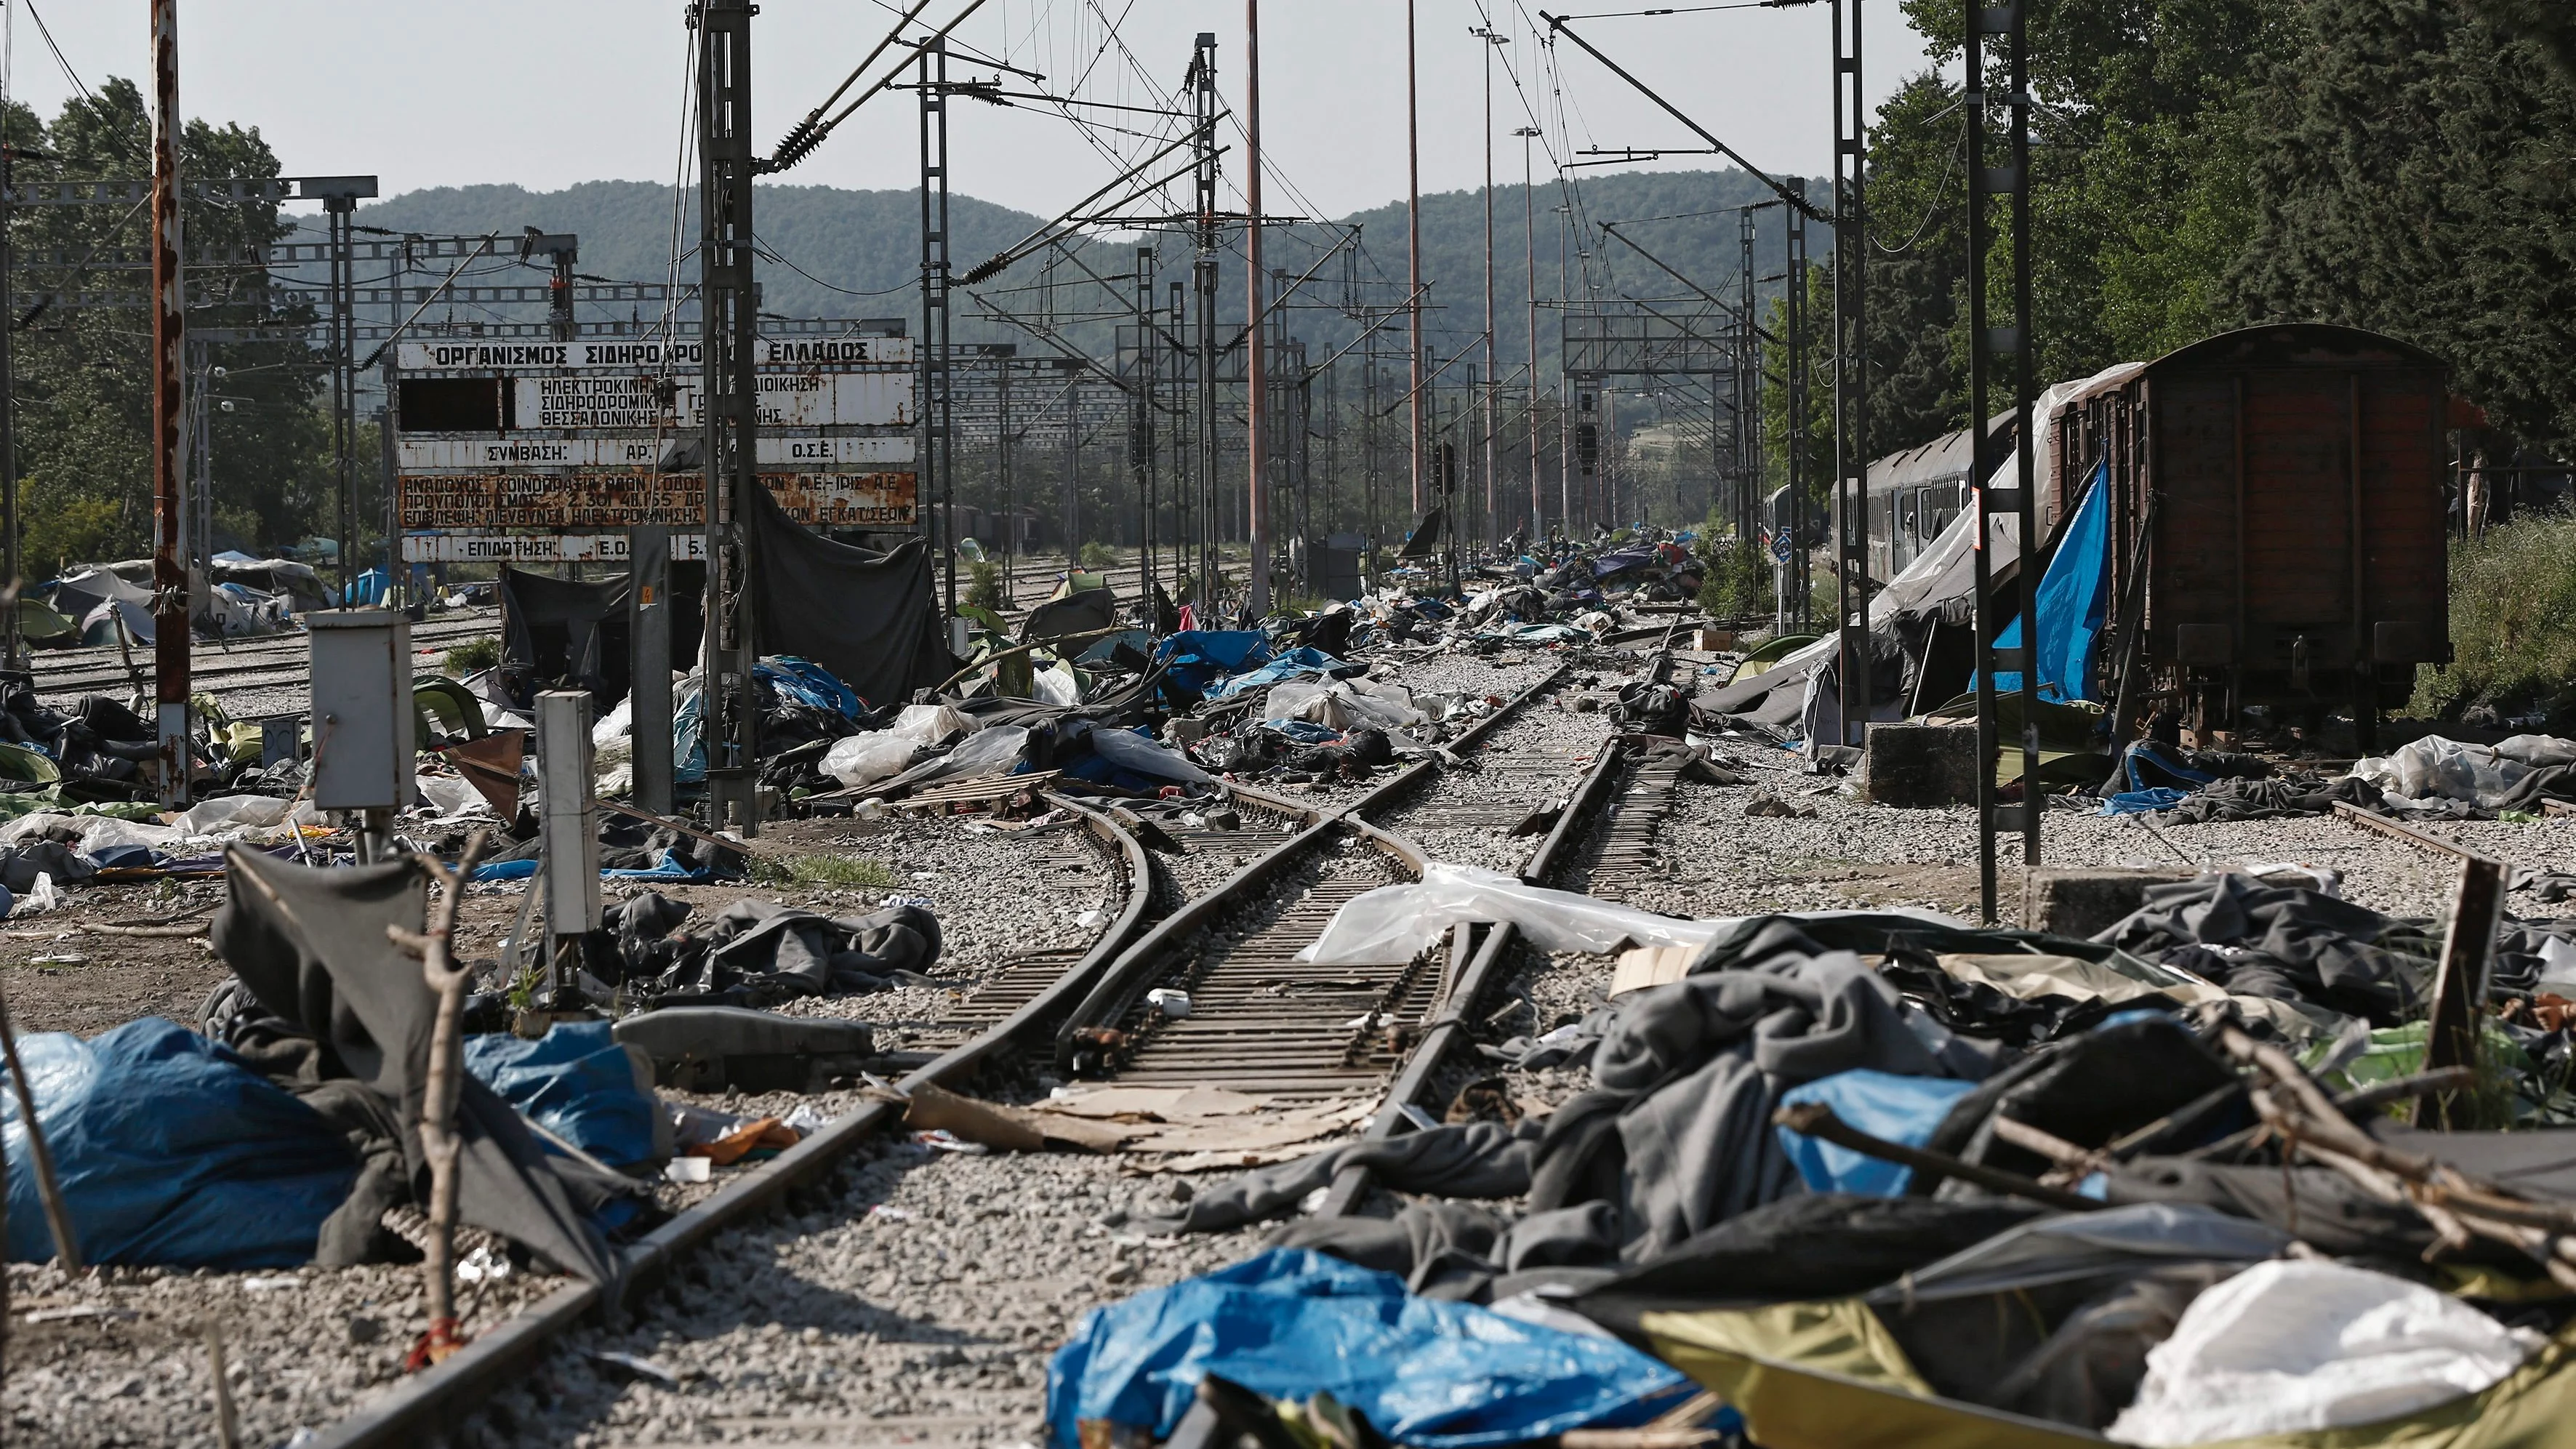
top-left (352, 168), bottom-right (1813, 375)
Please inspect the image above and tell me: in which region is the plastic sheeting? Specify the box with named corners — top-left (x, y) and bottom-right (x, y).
top-left (1044, 1248), bottom-right (1687, 1448)
top-left (463, 1021), bottom-right (664, 1171)
top-left (1986, 459), bottom-right (2111, 702)
top-left (1208, 646), bottom-right (1352, 701)
top-left (1297, 863), bottom-right (1730, 964)
top-left (1155, 630), bottom-right (1272, 696)
top-left (1080, 724), bottom-right (1211, 787)
top-left (2108, 1259), bottom-right (2538, 1445)
top-left (1775, 1069), bottom-right (1979, 1196)
top-left (2351, 734), bottom-right (2576, 810)
top-left (4, 1017), bottom-right (356, 1267)
top-left (1266, 676), bottom-right (1425, 732)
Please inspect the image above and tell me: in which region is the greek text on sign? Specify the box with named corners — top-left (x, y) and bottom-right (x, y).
top-left (396, 334), bottom-right (913, 372)
top-left (402, 533), bottom-right (713, 563)
top-left (397, 435), bottom-right (915, 471)
top-left (397, 471), bottom-right (918, 531)
top-left (507, 373), bottom-right (910, 430)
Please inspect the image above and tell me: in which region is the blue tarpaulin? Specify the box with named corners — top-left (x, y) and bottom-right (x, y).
top-left (1775, 1068), bottom-right (1980, 1197)
top-left (1046, 1248), bottom-right (1688, 1448)
top-left (1207, 646), bottom-right (1354, 701)
top-left (464, 1021), bottom-right (660, 1170)
top-left (1154, 630), bottom-right (1273, 696)
top-left (1987, 459), bottom-right (2112, 702)
top-left (4, 1018), bottom-right (356, 1267)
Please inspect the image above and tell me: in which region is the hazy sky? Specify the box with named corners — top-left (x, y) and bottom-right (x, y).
top-left (12, 1), bottom-right (1939, 219)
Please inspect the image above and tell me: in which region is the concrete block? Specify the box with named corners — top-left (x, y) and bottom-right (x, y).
top-left (2023, 866), bottom-right (2199, 939)
top-left (1860, 720), bottom-right (1981, 808)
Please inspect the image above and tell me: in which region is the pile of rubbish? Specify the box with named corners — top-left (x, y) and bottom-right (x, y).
top-left (1043, 875), bottom-right (2576, 1447)
top-left (1, 843), bottom-right (923, 1277)
top-left (36, 553), bottom-right (342, 647)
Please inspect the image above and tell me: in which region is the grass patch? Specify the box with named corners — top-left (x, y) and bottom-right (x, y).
top-left (1078, 540), bottom-right (1121, 571)
top-left (2410, 515), bottom-right (2576, 729)
top-left (444, 637), bottom-right (502, 675)
top-left (758, 854), bottom-right (900, 891)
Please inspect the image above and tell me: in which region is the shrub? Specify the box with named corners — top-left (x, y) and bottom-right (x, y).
top-left (965, 558), bottom-right (1005, 613)
top-left (2410, 515), bottom-right (2576, 728)
top-left (1078, 541), bottom-right (1120, 571)
top-left (444, 637), bottom-right (502, 675)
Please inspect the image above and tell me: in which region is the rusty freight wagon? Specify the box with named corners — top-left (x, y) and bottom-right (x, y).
top-left (2050, 324), bottom-right (2453, 746)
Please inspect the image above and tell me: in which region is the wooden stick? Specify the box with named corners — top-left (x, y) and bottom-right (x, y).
top-left (204, 1316), bottom-right (241, 1449)
top-left (0, 979), bottom-right (81, 1271)
top-left (390, 829), bottom-right (487, 1370)
top-left (2420, 854), bottom-right (2505, 1127)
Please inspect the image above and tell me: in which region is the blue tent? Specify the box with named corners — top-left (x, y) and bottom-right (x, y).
top-left (1987, 459), bottom-right (2111, 702)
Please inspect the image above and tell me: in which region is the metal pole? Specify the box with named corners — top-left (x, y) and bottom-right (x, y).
top-left (1830, 0), bottom-right (1871, 750)
top-left (1520, 127), bottom-right (1542, 540)
top-left (1244, 0), bottom-right (1271, 615)
top-left (1406, 0), bottom-right (1424, 518)
top-left (148, 0), bottom-right (190, 806)
top-left (2009, 0), bottom-right (2041, 875)
top-left (920, 39), bottom-right (958, 625)
top-left (0, 135), bottom-right (20, 671)
top-left (380, 244), bottom-right (404, 606)
top-left (1478, 26), bottom-right (1502, 548)
top-left (1191, 33), bottom-right (1220, 610)
top-left (697, 0), bottom-right (762, 832)
top-left (1133, 245), bottom-right (1157, 608)
top-left (329, 202), bottom-right (358, 601)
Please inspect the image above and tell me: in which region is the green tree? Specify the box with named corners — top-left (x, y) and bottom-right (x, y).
top-left (9, 80), bottom-right (335, 575)
top-left (2230, 0), bottom-right (2576, 451)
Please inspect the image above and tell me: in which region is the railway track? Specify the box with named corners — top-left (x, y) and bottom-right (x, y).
top-left (28, 612), bottom-right (502, 705)
top-left (292, 640), bottom-right (1709, 1445)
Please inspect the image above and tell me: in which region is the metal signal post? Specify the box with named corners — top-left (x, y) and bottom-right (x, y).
top-left (1969, 1), bottom-right (2039, 920)
top-left (696, 0), bottom-right (763, 834)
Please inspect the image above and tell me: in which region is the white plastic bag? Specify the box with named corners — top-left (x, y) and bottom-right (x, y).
top-left (20, 871), bottom-right (57, 915)
top-left (2107, 1259), bottom-right (2537, 1445)
top-left (590, 695), bottom-right (634, 747)
top-left (822, 732), bottom-right (920, 789)
top-left (889, 702), bottom-right (977, 745)
top-left (1297, 863), bottom-right (1733, 964)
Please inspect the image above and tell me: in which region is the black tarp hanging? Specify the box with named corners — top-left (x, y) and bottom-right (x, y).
top-left (497, 565), bottom-right (703, 710)
top-left (746, 487), bottom-right (952, 710)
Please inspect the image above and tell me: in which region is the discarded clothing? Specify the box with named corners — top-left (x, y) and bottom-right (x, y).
top-left (3, 1017), bottom-right (357, 1268)
top-left (2351, 734), bottom-right (2576, 812)
top-left (1044, 1248), bottom-right (1688, 1448)
top-left (2094, 872), bottom-right (2431, 1025)
top-left (635, 896), bottom-right (942, 1007)
top-left (2154, 773), bottom-right (2385, 824)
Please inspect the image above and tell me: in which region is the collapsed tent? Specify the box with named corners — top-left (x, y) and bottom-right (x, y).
top-left (207, 848), bottom-right (633, 1282)
top-left (1704, 361), bottom-right (2147, 737)
top-left (747, 486), bottom-right (953, 710)
top-left (499, 566), bottom-right (700, 709)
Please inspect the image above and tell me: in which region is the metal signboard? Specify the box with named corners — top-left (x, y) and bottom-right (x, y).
top-left (511, 371), bottom-right (910, 429)
top-left (392, 326), bottom-right (917, 535)
top-left (396, 435), bottom-right (915, 470)
top-left (403, 533), bottom-right (715, 563)
top-left (393, 334), bottom-right (914, 372)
